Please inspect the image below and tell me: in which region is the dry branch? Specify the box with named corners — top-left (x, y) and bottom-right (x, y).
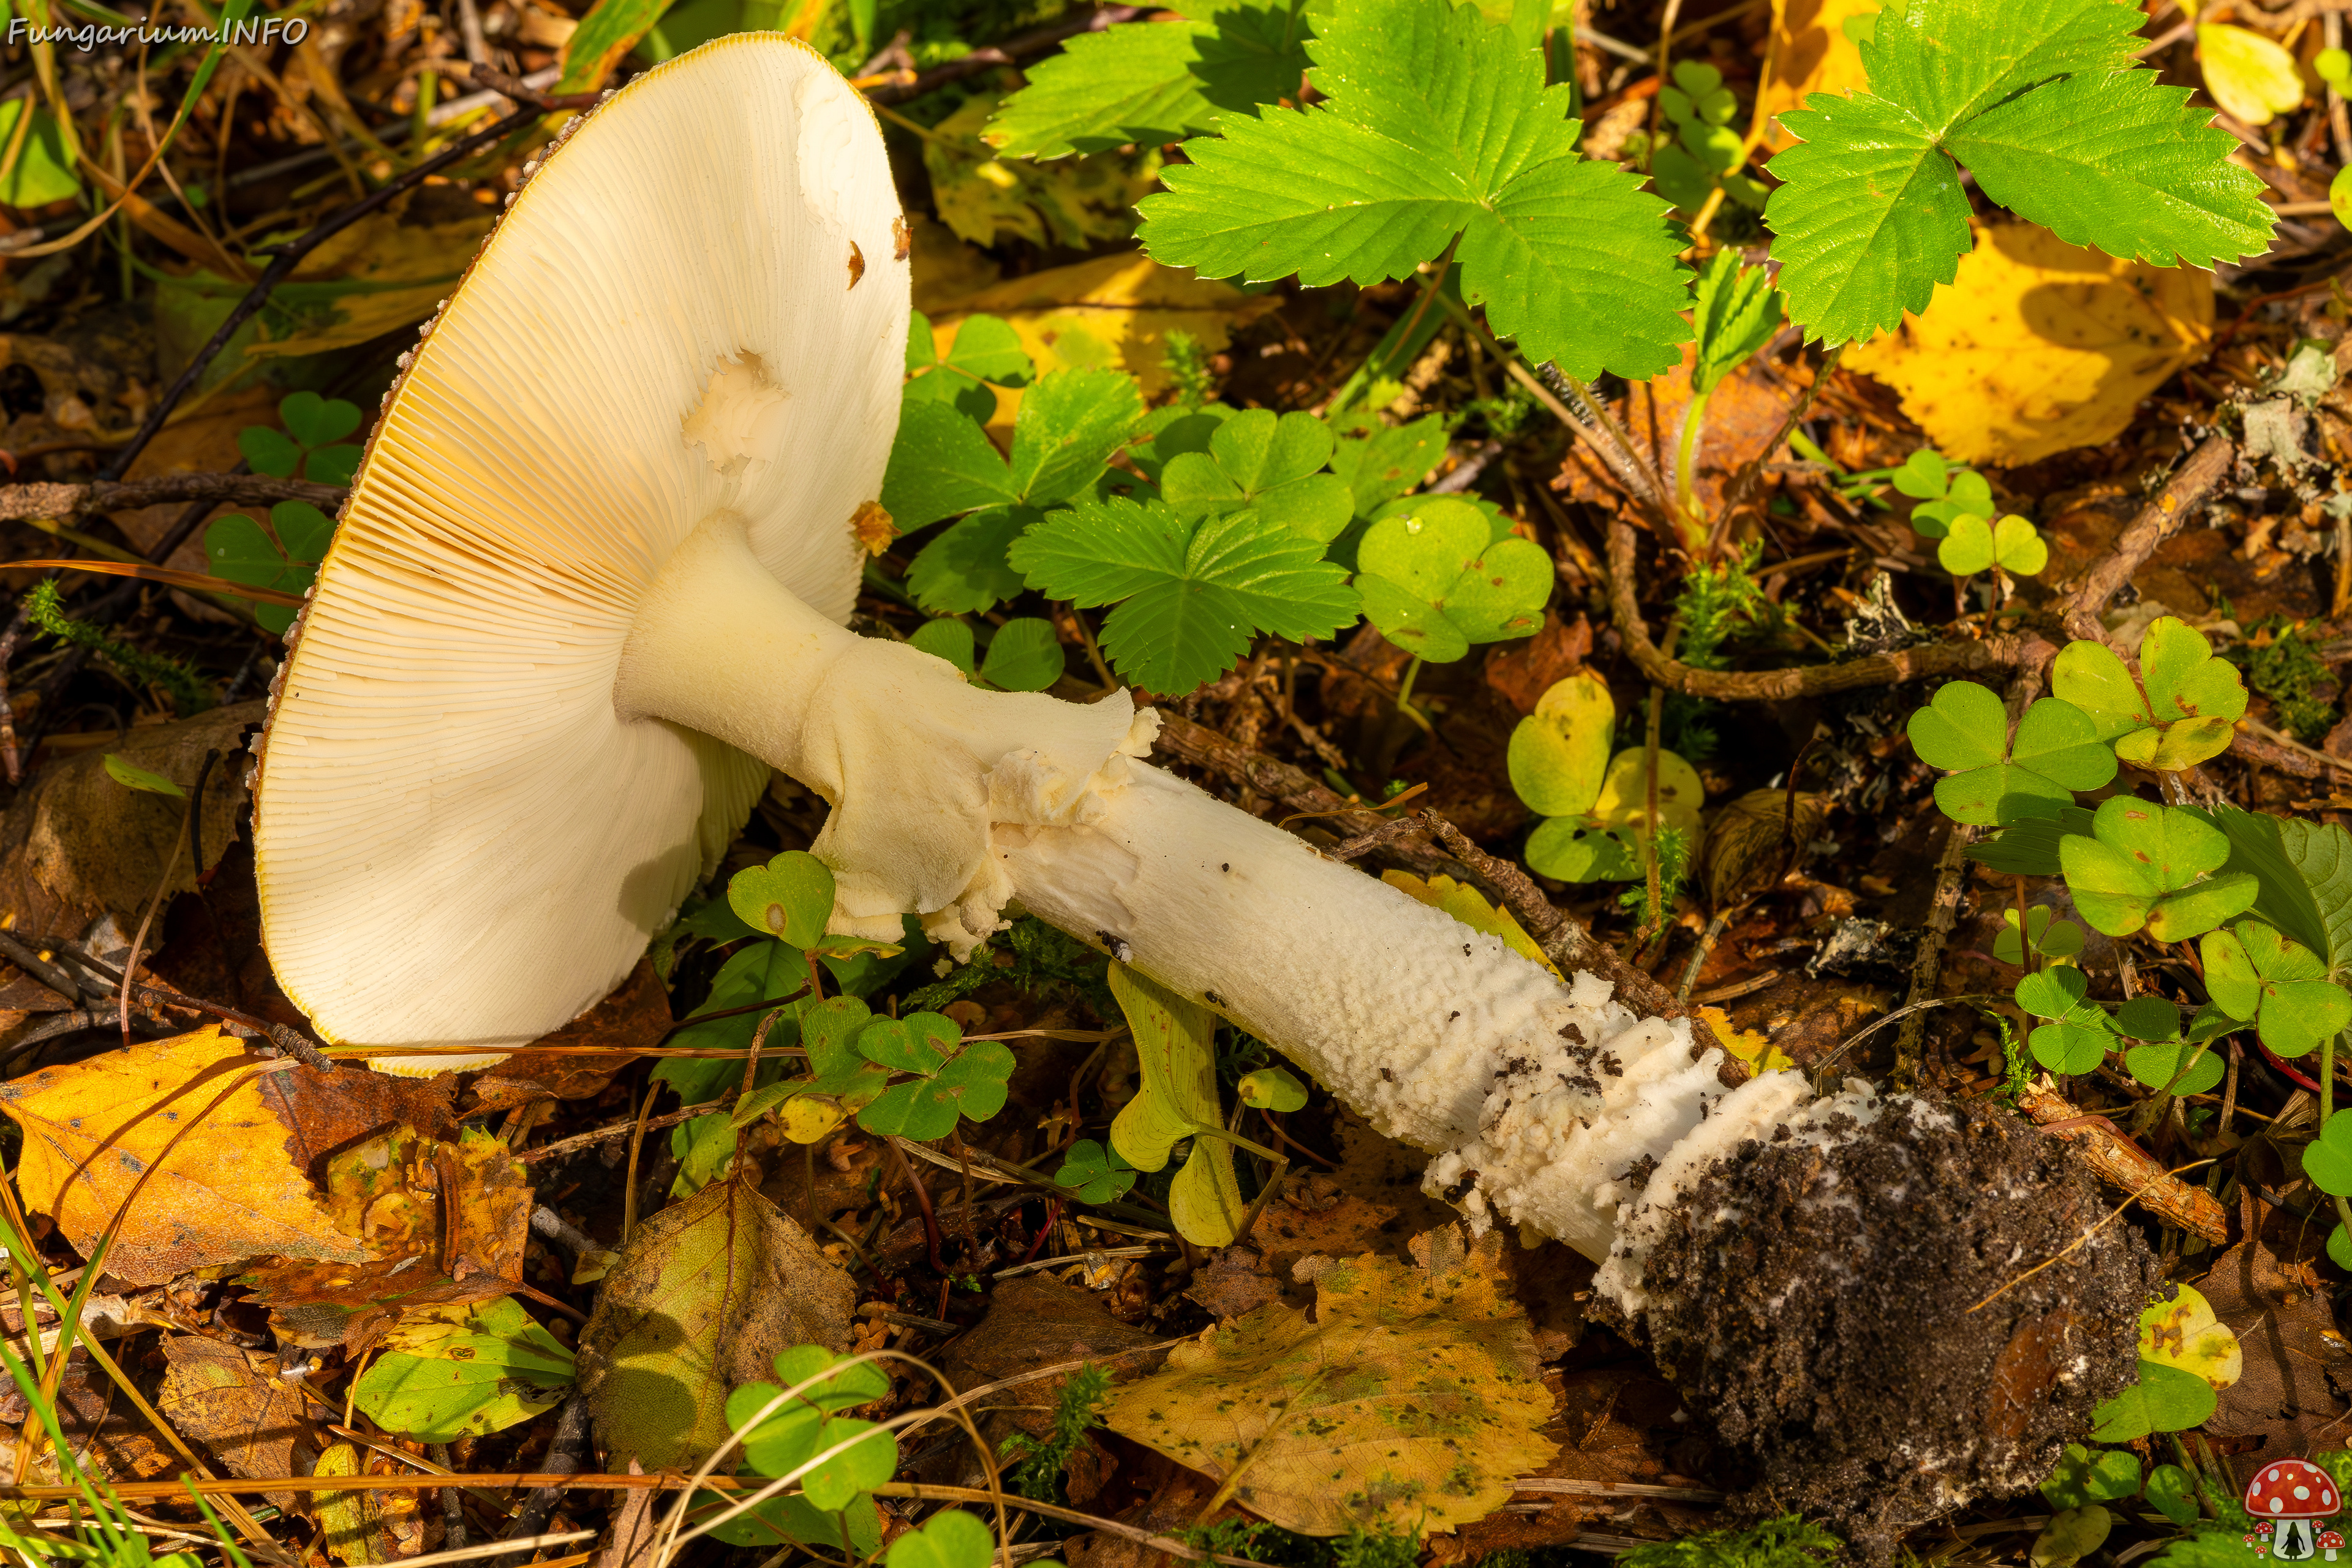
top-left (2017, 1079), bottom-right (2230, 1243)
top-left (0, 475), bottom-right (347, 522)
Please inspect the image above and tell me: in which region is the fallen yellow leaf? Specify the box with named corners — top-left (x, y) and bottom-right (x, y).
top-left (2139, 1283), bottom-right (2243, 1391)
top-left (926, 96), bottom-right (1161, 253)
top-left (1381, 872), bottom-right (1562, 978)
top-left (2199, 23), bottom-right (2304, 127)
top-left (1104, 1229), bottom-right (1556, 1535)
top-left (1757, 0), bottom-right (1879, 152)
top-left (1697, 1005), bottom-right (1796, 1074)
top-left (1844, 224), bottom-right (2213, 466)
top-left (1, 1027), bottom-right (366, 1286)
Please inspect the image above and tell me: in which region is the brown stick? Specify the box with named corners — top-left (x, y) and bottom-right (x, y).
top-left (2057, 434), bottom-right (2236, 643)
top-left (0, 474), bottom-right (347, 522)
top-left (1607, 515), bottom-right (2022, 698)
top-left (2017, 1079), bottom-right (2230, 1243)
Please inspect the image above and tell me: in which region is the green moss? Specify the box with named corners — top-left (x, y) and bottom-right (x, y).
top-left (24, 580), bottom-right (211, 717)
top-left (1618, 1514), bottom-right (1842, 1568)
top-left (2226, 615), bottom-right (2337, 744)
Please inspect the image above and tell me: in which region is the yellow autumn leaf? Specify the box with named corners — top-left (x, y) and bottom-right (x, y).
top-left (1507, 671), bottom-right (1615, 820)
top-left (1757, 0), bottom-right (1880, 152)
top-left (1381, 872), bottom-right (1562, 978)
top-left (0, 1026), bottom-right (367, 1285)
top-left (916, 245), bottom-right (1283, 417)
top-left (2139, 1284), bottom-right (2243, 1391)
top-left (1107, 963), bottom-right (1246, 1248)
top-left (1104, 1231), bottom-right (1558, 1535)
top-left (2199, 23), bottom-right (2305, 127)
top-left (1844, 224), bottom-right (2212, 466)
top-left (780, 1096), bottom-right (843, 1144)
top-left (926, 97), bottom-right (1161, 252)
top-left (1698, 1005), bottom-right (1796, 1074)
top-left (1593, 747), bottom-right (1705, 845)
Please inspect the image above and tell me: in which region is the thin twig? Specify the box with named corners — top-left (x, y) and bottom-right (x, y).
top-left (0, 474), bottom-right (345, 521)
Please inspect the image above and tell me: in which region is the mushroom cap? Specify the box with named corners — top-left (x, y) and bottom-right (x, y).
top-left (252, 34), bottom-right (909, 1068)
top-left (2248, 1460), bottom-right (2341, 1518)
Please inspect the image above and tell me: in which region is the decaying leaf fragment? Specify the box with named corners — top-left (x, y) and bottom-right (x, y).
top-left (1104, 1227), bottom-right (1556, 1535)
top-left (1844, 225), bottom-right (2212, 466)
top-left (1, 1027), bottom-right (366, 1285)
top-left (157, 1335), bottom-right (317, 1511)
top-left (578, 1174), bottom-right (854, 1471)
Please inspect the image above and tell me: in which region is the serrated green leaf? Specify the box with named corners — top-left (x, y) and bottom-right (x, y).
top-left (2199, 919), bottom-right (2350, 1056)
top-left (1763, 0), bottom-right (2272, 345)
top-left (1138, 0), bottom-right (1691, 381)
top-left (880, 401), bottom-right (1016, 530)
top-left (979, 617), bottom-right (1066, 692)
top-left (908, 505), bottom-right (1036, 616)
top-left (1011, 497), bottom-right (1357, 694)
top-left (1162, 409), bottom-right (1355, 543)
top-left (984, 1), bottom-right (1314, 159)
top-left (1691, 249), bottom-right (1784, 395)
top-left (1009, 368), bottom-right (1147, 505)
top-left (2060, 797), bottom-right (2260, 941)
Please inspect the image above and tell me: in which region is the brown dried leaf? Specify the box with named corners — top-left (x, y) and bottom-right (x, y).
top-left (0, 703), bottom-right (260, 940)
top-left (466, 959), bottom-right (672, 1117)
top-left (157, 1336), bottom-right (315, 1511)
top-left (1554, 344), bottom-right (1790, 521)
top-left (2199, 1230), bottom-right (2347, 1476)
top-left (0, 1027), bottom-right (366, 1285)
top-left (1484, 614), bottom-right (1593, 717)
top-left (253, 1062), bottom-right (461, 1182)
top-left (1104, 1227), bottom-right (1557, 1535)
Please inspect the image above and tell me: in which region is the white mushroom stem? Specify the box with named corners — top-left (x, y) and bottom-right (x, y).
top-left (614, 512), bottom-right (1878, 1307)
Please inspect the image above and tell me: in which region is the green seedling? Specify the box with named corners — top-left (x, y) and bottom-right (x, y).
top-left (1237, 1065), bottom-right (1308, 1112)
top-left (1137, 0), bottom-right (1691, 383)
top-left (1651, 60), bottom-right (1766, 216)
top-left (1938, 513), bottom-right (2047, 584)
top-left (1994, 906), bottom-right (2084, 966)
top-left (908, 616), bottom-right (1067, 692)
top-left (1011, 496), bottom-right (1356, 695)
top-left (2301, 1107), bottom-right (2352, 1198)
top-left (2015, 965), bottom-right (2116, 1074)
top-left (1161, 408), bottom-right (1354, 543)
top-left (1905, 682), bottom-right (2117, 826)
top-left (2041, 1442), bottom-right (2142, 1510)
top-left (1889, 448), bottom-right (1994, 538)
top-left (2113, 997), bottom-right (2228, 1095)
top-left (1351, 496), bottom-right (1548, 665)
top-left (240, 391), bottom-right (364, 486)
top-left (2090, 1359), bottom-right (2216, 1442)
top-left (2052, 617), bottom-right (2248, 771)
top-left (720, 1345), bottom-right (897, 1545)
top-left (905, 311), bottom-right (1034, 424)
top-left (2060, 798), bottom-right (2259, 941)
top-left (206, 500), bottom-right (337, 635)
top-left (1054, 1139), bottom-right (1139, 1204)
top-left (2199, 919), bottom-right (2352, 1055)
top-left (1673, 252), bottom-right (1785, 539)
top-left (728, 850), bottom-right (837, 948)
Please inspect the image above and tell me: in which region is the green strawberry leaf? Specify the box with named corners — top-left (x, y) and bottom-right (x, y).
top-left (983, 1), bottom-right (1316, 159)
top-left (1160, 409), bottom-right (1354, 543)
top-left (1011, 497), bottom-right (1358, 694)
top-left (1690, 249), bottom-right (1784, 396)
top-left (880, 401), bottom-right (1017, 530)
top-left (1137, 0), bottom-right (1692, 382)
top-left (907, 505), bottom-right (1036, 616)
top-left (1009, 367), bottom-right (1148, 506)
top-left (2060, 798), bottom-right (2260, 941)
top-left (1353, 496), bottom-right (1549, 663)
top-left (1765, 0), bottom-right (2273, 345)
top-left (2199, 919), bottom-right (2351, 1057)
top-left (1906, 683), bottom-right (2116, 826)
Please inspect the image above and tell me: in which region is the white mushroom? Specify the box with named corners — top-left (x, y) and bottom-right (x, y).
top-left (251, 47), bottom-right (2148, 1531)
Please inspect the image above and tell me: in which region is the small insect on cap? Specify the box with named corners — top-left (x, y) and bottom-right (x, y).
top-left (250, 35), bottom-right (910, 1075)
top-left (2247, 1460), bottom-right (2341, 1518)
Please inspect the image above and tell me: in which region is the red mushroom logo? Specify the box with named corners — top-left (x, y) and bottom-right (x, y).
top-left (2246, 1460), bottom-right (2342, 1561)
top-left (2320, 1528), bottom-right (2345, 1561)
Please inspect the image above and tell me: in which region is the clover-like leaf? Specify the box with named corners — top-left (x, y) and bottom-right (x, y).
top-left (1507, 671), bottom-right (1615, 819)
top-left (2059, 797), bottom-right (2260, 941)
top-left (729, 851), bottom-right (835, 949)
top-left (1054, 1137), bottom-right (1138, 1205)
top-left (1137, 0), bottom-right (1691, 382)
top-left (205, 501), bottom-right (336, 635)
top-left (2143, 1465), bottom-right (2201, 1529)
top-left (2051, 622), bottom-right (2247, 771)
top-left (1938, 513), bottom-right (2046, 578)
top-left (2015, 965), bottom-right (2114, 1074)
top-left (856, 1035), bottom-right (1016, 1142)
top-left (1237, 1066), bottom-right (1308, 1113)
top-left (726, 1351), bottom-right (896, 1510)
top-left (2089, 1359), bottom-right (2217, 1442)
top-left (2138, 1285), bottom-right (2242, 1391)
top-left (1161, 409), bottom-right (1354, 544)
top-left (854, 1012), bottom-right (962, 1075)
top-left (1523, 818), bottom-right (1641, 883)
top-left (1994, 905), bottom-right (2084, 966)
top-left (2041, 1442), bottom-right (2143, 1510)
top-left (2201, 919), bottom-right (2352, 1057)
top-left (2114, 998), bottom-right (2228, 1093)
top-left (907, 505), bottom-right (1036, 616)
top-left (886, 1509), bottom-right (998, 1568)
top-left (1890, 447), bottom-right (1950, 500)
top-left (1011, 496), bottom-right (1358, 694)
top-left (2308, 1109), bottom-right (2352, 1198)
top-left (1354, 497), bottom-right (1548, 664)
top-left (1906, 684), bottom-right (2116, 826)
